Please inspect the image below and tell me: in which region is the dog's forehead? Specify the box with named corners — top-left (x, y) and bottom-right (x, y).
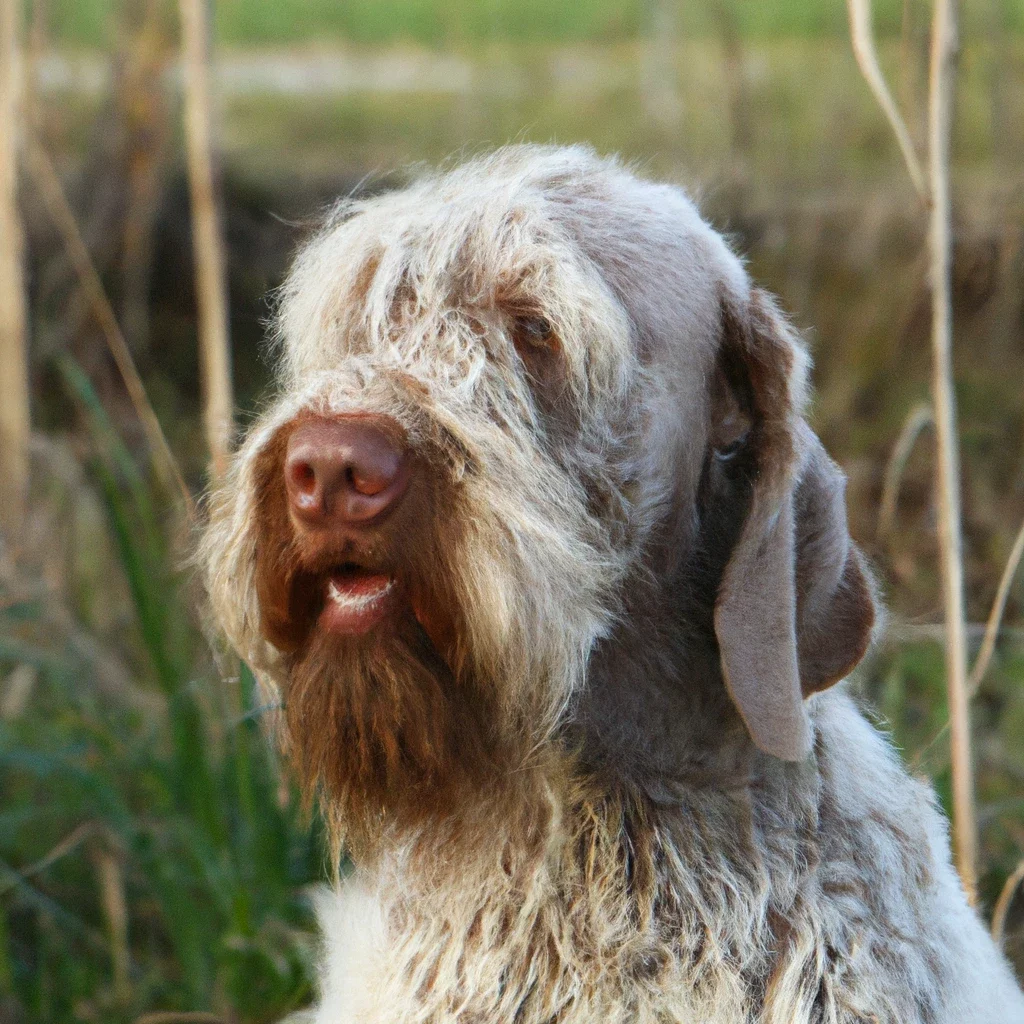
top-left (275, 147), bottom-right (747, 403)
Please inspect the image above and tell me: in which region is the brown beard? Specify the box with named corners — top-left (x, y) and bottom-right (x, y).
top-left (284, 607), bottom-right (502, 842)
top-left (250, 420), bottom-right (507, 841)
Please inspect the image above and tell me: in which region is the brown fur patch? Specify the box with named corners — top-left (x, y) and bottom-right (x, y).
top-left (251, 423), bottom-right (316, 653)
top-left (248, 417), bottom-right (511, 842)
top-left (285, 618), bottom-right (502, 845)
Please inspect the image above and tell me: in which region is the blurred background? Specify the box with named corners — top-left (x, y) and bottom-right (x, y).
top-left (1, 0), bottom-right (1023, 1021)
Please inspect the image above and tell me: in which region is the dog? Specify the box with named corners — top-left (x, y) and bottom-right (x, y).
top-left (202, 146), bottom-right (1024, 1022)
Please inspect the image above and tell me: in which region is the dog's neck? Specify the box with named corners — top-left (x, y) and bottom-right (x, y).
top-left (564, 448), bottom-right (763, 791)
top-left (570, 527), bottom-right (755, 794)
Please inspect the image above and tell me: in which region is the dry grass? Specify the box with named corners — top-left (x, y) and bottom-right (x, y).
top-left (0, 0), bottom-right (30, 541)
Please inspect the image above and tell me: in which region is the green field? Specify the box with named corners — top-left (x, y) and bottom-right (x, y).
top-left (46, 0), bottom-right (1024, 49)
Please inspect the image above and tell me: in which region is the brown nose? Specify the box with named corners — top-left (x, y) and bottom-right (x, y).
top-left (285, 415), bottom-right (410, 529)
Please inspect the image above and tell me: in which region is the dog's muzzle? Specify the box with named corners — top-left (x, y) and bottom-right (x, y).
top-left (283, 413), bottom-right (411, 635)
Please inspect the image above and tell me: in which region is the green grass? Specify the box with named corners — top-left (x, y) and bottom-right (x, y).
top-left (45, 0), bottom-right (1024, 49)
top-left (863, 636), bottom-right (1024, 912)
top-left (0, 361), bottom-right (322, 1023)
top-left (203, 37), bottom-right (1022, 194)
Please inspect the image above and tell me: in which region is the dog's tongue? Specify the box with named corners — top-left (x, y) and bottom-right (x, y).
top-left (320, 569), bottom-right (395, 635)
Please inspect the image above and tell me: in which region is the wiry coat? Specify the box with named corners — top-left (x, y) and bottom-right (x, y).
top-left (201, 146), bottom-right (1024, 1023)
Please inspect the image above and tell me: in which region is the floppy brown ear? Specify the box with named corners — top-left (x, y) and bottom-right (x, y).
top-left (713, 289), bottom-right (876, 761)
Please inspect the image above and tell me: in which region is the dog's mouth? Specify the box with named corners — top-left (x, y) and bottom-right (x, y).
top-left (318, 562), bottom-right (398, 636)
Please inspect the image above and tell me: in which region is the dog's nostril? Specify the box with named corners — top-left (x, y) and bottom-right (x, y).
top-left (348, 454), bottom-right (401, 497)
top-left (286, 460), bottom-right (321, 517)
top-left (291, 461), bottom-right (317, 492)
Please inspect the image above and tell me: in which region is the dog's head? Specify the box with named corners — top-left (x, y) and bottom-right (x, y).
top-left (202, 147), bottom-right (874, 828)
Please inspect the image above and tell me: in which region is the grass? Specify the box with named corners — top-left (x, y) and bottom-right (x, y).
top-left (863, 637), bottom-right (1024, 911)
top-left (0, 360), bottom-right (322, 1023)
top-left (44, 0), bottom-right (1024, 50)
top-left (202, 39), bottom-right (1023, 206)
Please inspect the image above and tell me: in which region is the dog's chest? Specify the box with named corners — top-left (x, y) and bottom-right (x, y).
top-left (306, 755), bottom-right (979, 1024)
top-left (311, 789), bottom-right (817, 1024)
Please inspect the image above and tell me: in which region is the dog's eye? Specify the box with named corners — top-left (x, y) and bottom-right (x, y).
top-left (714, 438), bottom-right (746, 463)
top-left (513, 316), bottom-right (557, 353)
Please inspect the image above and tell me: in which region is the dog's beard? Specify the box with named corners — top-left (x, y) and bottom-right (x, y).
top-left (284, 609), bottom-right (498, 839)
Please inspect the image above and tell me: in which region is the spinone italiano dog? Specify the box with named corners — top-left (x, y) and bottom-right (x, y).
top-left (202, 146), bottom-right (1024, 1023)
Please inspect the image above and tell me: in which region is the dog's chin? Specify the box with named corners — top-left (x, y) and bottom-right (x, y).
top-left (283, 598), bottom-right (497, 838)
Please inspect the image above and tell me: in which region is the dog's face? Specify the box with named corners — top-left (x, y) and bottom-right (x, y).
top-left (202, 148), bottom-right (875, 830)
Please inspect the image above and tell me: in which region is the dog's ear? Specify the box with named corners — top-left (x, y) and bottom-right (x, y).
top-left (711, 289), bottom-right (875, 761)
